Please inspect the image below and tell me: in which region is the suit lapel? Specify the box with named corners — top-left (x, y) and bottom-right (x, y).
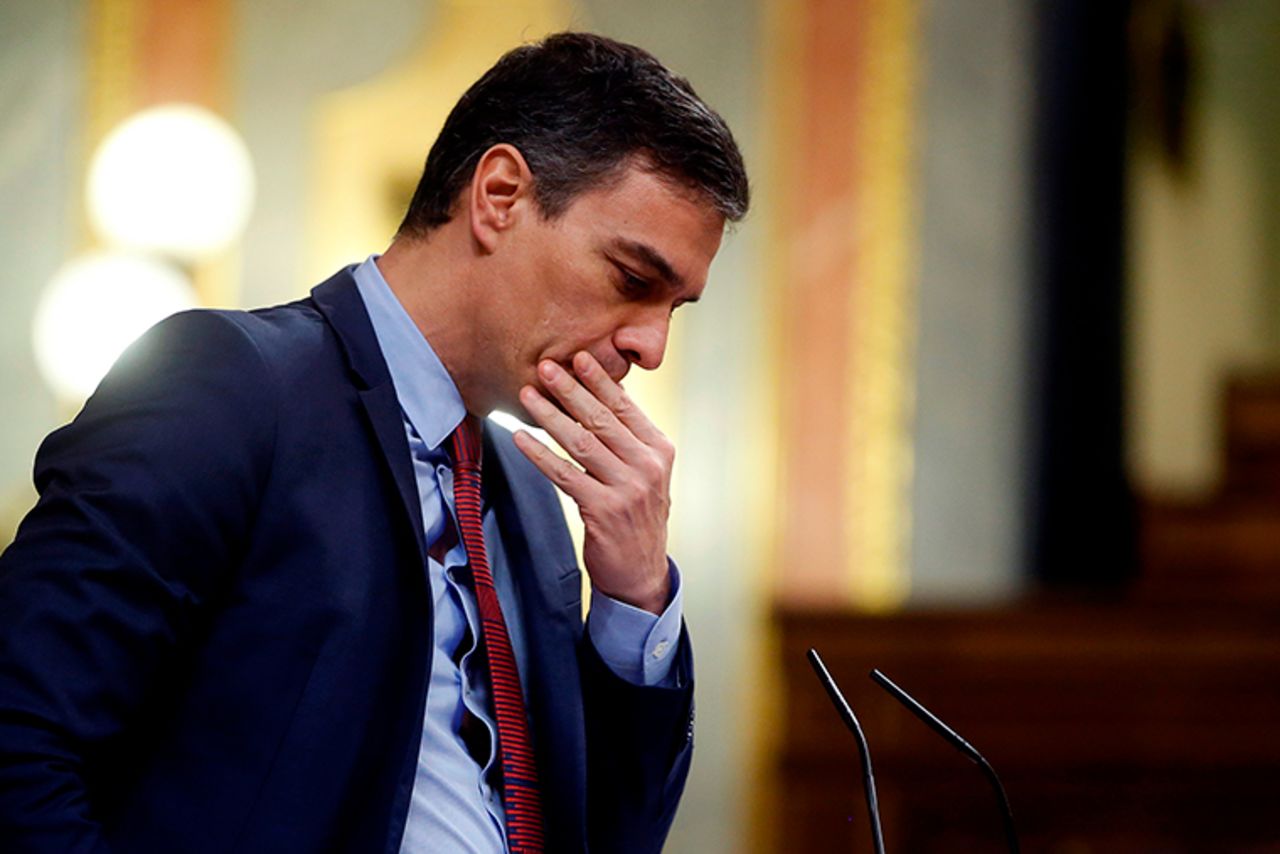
top-left (314, 268), bottom-right (587, 849)
top-left (311, 269), bottom-right (427, 568)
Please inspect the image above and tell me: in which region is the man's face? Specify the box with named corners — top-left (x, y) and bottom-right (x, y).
top-left (480, 163), bottom-right (725, 419)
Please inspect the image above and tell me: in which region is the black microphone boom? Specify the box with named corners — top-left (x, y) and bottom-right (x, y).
top-left (806, 649), bottom-right (886, 854)
top-left (870, 668), bottom-right (1020, 854)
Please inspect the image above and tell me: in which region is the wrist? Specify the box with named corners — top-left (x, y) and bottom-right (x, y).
top-left (595, 562), bottom-right (671, 615)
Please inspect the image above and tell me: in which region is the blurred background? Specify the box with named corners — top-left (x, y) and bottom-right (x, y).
top-left (2, 0), bottom-right (1278, 851)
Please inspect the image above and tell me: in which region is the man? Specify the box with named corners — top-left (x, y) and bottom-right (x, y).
top-left (0, 31), bottom-right (748, 854)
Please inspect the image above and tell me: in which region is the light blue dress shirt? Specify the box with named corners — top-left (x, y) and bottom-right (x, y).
top-left (350, 257), bottom-right (683, 853)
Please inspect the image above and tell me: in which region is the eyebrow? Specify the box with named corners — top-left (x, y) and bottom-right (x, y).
top-left (612, 238), bottom-right (688, 292)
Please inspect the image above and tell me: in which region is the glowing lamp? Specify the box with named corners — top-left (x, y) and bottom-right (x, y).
top-left (87, 104), bottom-right (255, 260)
top-left (33, 252), bottom-right (197, 401)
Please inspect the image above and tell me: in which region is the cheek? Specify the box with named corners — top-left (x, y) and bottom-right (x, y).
top-left (510, 242), bottom-right (620, 355)
top-left (539, 289), bottom-right (610, 344)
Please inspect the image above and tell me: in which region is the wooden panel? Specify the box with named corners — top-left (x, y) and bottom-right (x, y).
top-left (1225, 374), bottom-right (1280, 499)
top-left (775, 604), bottom-right (1280, 852)
top-left (1140, 374), bottom-right (1280, 603)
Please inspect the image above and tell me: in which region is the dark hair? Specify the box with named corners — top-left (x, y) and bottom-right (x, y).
top-left (396, 32), bottom-right (749, 237)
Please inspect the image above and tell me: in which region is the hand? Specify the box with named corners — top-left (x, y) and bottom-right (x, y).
top-left (511, 351), bottom-right (674, 615)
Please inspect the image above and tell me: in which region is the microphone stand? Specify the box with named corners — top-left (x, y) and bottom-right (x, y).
top-left (807, 649), bottom-right (886, 854)
top-left (870, 669), bottom-right (1020, 854)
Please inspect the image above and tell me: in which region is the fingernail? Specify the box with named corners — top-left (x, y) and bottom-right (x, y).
top-left (539, 361), bottom-right (557, 380)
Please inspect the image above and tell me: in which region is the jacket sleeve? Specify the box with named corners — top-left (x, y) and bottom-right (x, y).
top-left (0, 311), bottom-right (279, 853)
top-left (579, 624), bottom-right (694, 854)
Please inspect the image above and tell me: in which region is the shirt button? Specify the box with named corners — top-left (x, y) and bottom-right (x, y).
top-left (651, 640), bottom-right (670, 659)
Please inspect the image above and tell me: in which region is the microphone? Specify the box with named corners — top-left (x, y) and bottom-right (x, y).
top-left (869, 669), bottom-right (1020, 854)
top-left (806, 649), bottom-right (886, 854)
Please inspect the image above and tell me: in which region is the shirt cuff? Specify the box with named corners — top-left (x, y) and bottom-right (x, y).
top-left (586, 560), bottom-right (683, 687)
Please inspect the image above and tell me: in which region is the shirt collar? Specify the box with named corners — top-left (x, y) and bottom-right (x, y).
top-left (351, 255), bottom-right (466, 451)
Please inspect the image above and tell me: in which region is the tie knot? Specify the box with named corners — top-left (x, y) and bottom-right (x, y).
top-left (448, 415), bottom-right (484, 470)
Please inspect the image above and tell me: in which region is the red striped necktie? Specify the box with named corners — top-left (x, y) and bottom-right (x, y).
top-left (448, 416), bottom-right (546, 853)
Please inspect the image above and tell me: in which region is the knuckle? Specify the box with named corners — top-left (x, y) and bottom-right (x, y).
top-left (603, 494), bottom-right (629, 518)
top-left (656, 439), bottom-right (675, 465)
top-left (555, 457), bottom-right (578, 483)
top-left (586, 407), bottom-right (612, 432)
top-left (570, 428), bottom-right (595, 457)
top-left (611, 393), bottom-right (634, 416)
top-left (641, 453), bottom-right (667, 481)
top-left (623, 481), bottom-right (650, 507)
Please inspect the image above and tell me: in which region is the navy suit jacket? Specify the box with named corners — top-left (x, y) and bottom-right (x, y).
top-left (0, 269), bottom-right (694, 853)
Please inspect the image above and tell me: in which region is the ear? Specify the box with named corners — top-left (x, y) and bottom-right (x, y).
top-left (468, 144), bottom-right (534, 253)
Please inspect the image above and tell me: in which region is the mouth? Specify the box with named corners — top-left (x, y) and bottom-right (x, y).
top-left (525, 354), bottom-right (629, 412)
top-left (595, 356), bottom-right (631, 386)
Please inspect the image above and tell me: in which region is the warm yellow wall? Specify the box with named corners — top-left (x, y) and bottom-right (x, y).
top-left (1127, 1), bottom-right (1280, 498)
top-left (767, 0), bottom-right (920, 611)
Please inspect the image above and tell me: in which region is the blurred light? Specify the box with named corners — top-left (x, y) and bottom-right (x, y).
top-left (488, 409), bottom-right (556, 450)
top-left (87, 104), bottom-right (255, 260)
top-left (33, 252), bottom-right (197, 401)
top-left (488, 408), bottom-right (585, 567)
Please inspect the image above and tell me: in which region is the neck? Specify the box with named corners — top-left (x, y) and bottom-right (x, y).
top-left (376, 227), bottom-right (497, 416)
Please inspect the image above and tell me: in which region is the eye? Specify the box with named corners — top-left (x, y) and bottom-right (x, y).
top-left (615, 266), bottom-right (650, 297)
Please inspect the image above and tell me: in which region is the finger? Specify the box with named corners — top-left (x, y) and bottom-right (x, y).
top-left (539, 359), bottom-right (651, 465)
top-left (511, 428), bottom-right (602, 503)
top-left (571, 351), bottom-right (668, 448)
top-left (519, 384), bottom-right (630, 484)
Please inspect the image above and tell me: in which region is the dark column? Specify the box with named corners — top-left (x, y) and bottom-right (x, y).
top-left (1027, 0), bottom-right (1136, 586)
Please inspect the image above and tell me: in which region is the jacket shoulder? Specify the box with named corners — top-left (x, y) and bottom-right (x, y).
top-left (151, 296), bottom-right (345, 393)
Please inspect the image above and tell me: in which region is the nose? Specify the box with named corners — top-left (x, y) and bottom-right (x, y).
top-left (614, 308), bottom-right (670, 372)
